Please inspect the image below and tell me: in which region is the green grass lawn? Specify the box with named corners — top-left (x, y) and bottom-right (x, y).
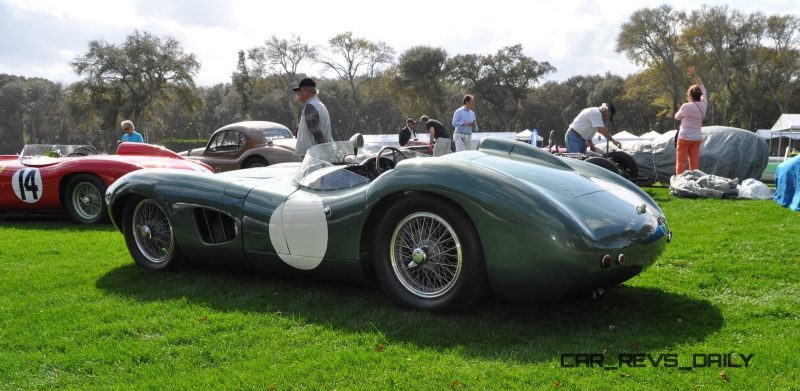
top-left (1, 187), bottom-right (798, 389)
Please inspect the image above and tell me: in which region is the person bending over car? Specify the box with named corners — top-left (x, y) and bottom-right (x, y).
top-left (421, 115), bottom-right (452, 157)
top-left (565, 103), bottom-right (621, 153)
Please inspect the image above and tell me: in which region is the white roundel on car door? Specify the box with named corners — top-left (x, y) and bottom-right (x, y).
top-left (12, 168), bottom-right (43, 203)
top-left (268, 192), bottom-right (328, 270)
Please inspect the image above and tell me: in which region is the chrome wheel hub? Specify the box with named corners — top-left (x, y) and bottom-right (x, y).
top-left (410, 247), bottom-right (427, 267)
top-left (389, 212), bottom-right (462, 298)
top-left (139, 225), bottom-right (152, 240)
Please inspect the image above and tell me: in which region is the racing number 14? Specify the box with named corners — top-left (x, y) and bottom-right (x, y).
top-left (16, 168), bottom-right (40, 201)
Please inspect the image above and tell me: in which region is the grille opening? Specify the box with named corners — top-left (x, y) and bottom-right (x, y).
top-left (194, 208), bottom-right (236, 244)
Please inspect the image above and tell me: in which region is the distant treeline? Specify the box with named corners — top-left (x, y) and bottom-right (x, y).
top-left (0, 5), bottom-right (797, 154)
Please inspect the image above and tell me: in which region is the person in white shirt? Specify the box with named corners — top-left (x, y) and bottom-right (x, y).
top-left (452, 94), bottom-right (477, 151)
top-left (565, 103), bottom-right (621, 153)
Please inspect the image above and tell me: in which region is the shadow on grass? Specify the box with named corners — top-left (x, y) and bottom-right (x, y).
top-left (97, 264), bottom-right (722, 364)
top-left (0, 218), bottom-right (116, 232)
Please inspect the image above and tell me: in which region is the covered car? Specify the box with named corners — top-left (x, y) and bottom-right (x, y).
top-left (180, 121), bottom-right (301, 172)
top-left (106, 137), bottom-right (671, 312)
top-left (626, 126), bottom-right (769, 185)
top-left (1, 143), bottom-right (213, 224)
top-left (774, 155), bottom-right (800, 211)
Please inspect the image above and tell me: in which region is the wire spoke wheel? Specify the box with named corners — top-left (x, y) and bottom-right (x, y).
top-left (71, 182), bottom-right (102, 221)
top-left (389, 212), bottom-right (462, 298)
top-left (131, 200), bottom-right (174, 264)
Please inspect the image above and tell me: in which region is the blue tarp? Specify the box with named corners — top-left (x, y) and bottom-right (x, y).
top-left (774, 155), bottom-right (800, 211)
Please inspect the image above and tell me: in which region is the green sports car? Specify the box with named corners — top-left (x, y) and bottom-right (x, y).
top-left (106, 136), bottom-right (671, 312)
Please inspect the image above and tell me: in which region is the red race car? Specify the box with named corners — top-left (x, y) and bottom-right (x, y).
top-left (1, 143), bottom-right (213, 224)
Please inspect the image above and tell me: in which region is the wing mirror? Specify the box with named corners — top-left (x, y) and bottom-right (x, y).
top-left (349, 133), bottom-right (364, 156)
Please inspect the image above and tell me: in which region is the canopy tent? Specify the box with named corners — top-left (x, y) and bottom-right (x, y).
top-left (592, 130), bottom-right (642, 143)
top-left (591, 130), bottom-right (646, 152)
top-left (771, 114), bottom-right (800, 132)
top-left (515, 129), bottom-right (544, 142)
top-left (515, 129), bottom-right (545, 147)
top-left (639, 131), bottom-right (662, 140)
top-left (767, 114), bottom-right (800, 156)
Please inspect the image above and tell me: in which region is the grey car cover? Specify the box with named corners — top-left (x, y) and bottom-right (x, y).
top-left (626, 126), bottom-right (769, 185)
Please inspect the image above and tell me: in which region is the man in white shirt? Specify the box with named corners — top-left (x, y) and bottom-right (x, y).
top-left (451, 94), bottom-right (477, 151)
top-left (565, 103), bottom-right (621, 153)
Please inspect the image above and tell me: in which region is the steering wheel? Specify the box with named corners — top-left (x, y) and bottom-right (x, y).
top-left (67, 146), bottom-right (97, 157)
top-left (375, 146), bottom-right (408, 175)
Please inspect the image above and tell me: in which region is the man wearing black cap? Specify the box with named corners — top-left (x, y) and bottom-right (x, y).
top-left (398, 118), bottom-right (417, 146)
top-left (293, 77), bottom-right (332, 155)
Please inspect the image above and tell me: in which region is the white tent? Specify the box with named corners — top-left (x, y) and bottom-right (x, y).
top-left (756, 129), bottom-right (772, 139)
top-left (640, 130), bottom-right (661, 140)
top-left (770, 114), bottom-right (800, 134)
top-left (767, 114), bottom-right (800, 156)
top-left (614, 131), bottom-right (641, 142)
top-left (592, 130), bottom-right (641, 143)
top-left (515, 129), bottom-right (544, 142)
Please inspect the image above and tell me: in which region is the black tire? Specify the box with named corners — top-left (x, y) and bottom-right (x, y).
top-left (121, 198), bottom-right (183, 270)
top-left (242, 156), bottom-right (269, 169)
top-left (585, 157), bottom-right (620, 175)
top-left (606, 151), bottom-right (639, 179)
top-left (64, 174), bottom-right (108, 224)
top-left (372, 194), bottom-right (489, 313)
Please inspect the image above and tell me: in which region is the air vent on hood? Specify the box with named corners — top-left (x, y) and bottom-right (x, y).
top-left (194, 208), bottom-right (237, 244)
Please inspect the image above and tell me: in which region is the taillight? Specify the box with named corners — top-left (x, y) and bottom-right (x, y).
top-left (617, 254), bottom-right (625, 265)
top-left (601, 254), bottom-right (612, 268)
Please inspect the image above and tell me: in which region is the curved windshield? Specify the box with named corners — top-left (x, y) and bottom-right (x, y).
top-left (18, 145), bottom-right (97, 161)
top-left (294, 141), bottom-right (369, 190)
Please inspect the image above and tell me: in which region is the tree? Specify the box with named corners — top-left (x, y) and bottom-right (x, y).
top-left (315, 32), bottom-right (395, 131)
top-left (0, 76), bottom-right (68, 152)
top-left (394, 46), bottom-right (450, 121)
top-left (231, 50), bottom-right (254, 118)
top-left (446, 44), bottom-right (554, 130)
top-left (71, 30), bottom-right (200, 145)
top-left (619, 70), bottom-right (675, 132)
top-left (617, 5), bottom-right (686, 124)
top-left (245, 35), bottom-right (316, 130)
top-left (762, 15), bottom-right (800, 114)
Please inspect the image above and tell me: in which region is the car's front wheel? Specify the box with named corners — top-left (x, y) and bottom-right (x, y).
top-left (122, 198), bottom-right (183, 270)
top-left (65, 174), bottom-right (108, 224)
top-left (372, 194), bottom-right (489, 312)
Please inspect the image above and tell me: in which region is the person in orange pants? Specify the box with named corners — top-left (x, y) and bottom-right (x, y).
top-left (674, 67), bottom-right (707, 175)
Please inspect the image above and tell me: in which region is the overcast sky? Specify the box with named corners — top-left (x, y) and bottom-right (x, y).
top-left (1, 0), bottom-right (798, 87)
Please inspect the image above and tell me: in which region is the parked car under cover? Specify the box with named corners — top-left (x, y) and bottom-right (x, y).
top-left (180, 121), bottom-right (302, 172)
top-left (1, 143), bottom-right (213, 224)
top-left (624, 126), bottom-right (769, 185)
top-left (106, 137), bottom-right (671, 312)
